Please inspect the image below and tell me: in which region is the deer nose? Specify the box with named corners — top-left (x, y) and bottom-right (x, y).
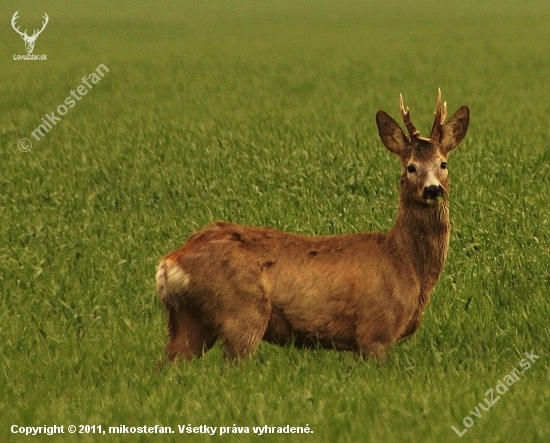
top-left (423, 185), bottom-right (443, 199)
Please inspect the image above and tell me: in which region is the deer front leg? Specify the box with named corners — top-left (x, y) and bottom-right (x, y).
top-left (398, 308), bottom-right (423, 340)
top-left (356, 309), bottom-right (395, 359)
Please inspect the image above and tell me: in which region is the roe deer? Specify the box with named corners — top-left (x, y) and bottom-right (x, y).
top-left (156, 90), bottom-right (469, 361)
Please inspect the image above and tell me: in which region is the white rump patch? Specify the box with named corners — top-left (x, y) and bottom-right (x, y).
top-left (156, 259), bottom-right (190, 301)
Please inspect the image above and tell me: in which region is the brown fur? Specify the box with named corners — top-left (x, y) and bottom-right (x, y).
top-left (156, 92), bottom-right (470, 361)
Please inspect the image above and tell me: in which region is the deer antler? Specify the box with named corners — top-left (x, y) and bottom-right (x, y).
top-left (11, 11), bottom-right (27, 38)
top-left (429, 88), bottom-right (448, 142)
top-left (33, 12), bottom-right (50, 37)
top-left (11, 12), bottom-right (49, 39)
top-left (399, 93), bottom-right (420, 141)
top-left (31, 13), bottom-right (49, 39)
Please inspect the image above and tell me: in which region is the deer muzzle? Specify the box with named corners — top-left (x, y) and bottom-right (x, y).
top-left (423, 184), bottom-right (444, 203)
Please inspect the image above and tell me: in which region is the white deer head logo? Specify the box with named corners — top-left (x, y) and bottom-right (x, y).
top-left (11, 11), bottom-right (49, 54)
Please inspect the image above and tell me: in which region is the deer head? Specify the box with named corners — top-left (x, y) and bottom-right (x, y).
top-left (376, 89), bottom-right (470, 206)
top-left (11, 11), bottom-right (49, 54)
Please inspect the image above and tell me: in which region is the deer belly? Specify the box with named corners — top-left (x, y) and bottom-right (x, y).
top-left (263, 302), bottom-right (359, 351)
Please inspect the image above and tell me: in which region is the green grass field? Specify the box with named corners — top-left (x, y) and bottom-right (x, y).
top-left (1, 1), bottom-right (549, 441)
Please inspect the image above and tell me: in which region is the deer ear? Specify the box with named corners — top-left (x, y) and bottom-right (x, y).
top-left (376, 111), bottom-right (410, 156)
top-left (441, 106), bottom-right (469, 153)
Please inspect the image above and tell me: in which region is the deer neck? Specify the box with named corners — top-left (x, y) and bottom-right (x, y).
top-left (388, 193), bottom-right (450, 301)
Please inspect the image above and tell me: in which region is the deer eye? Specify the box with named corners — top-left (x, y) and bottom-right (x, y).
top-left (440, 162), bottom-right (448, 169)
top-left (406, 164), bottom-right (416, 173)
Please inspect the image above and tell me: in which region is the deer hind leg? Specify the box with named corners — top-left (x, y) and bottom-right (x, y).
top-left (165, 304), bottom-right (217, 361)
top-left (219, 315), bottom-right (269, 361)
top-left (217, 292), bottom-right (271, 361)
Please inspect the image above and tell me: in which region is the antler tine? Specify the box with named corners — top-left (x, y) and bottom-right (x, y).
top-left (41, 13), bottom-right (49, 30)
top-left (11, 10), bottom-right (19, 27)
top-left (31, 13), bottom-right (49, 38)
top-left (399, 93), bottom-right (420, 140)
top-left (11, 11), bottom-right (27, 38)
top-left (437, 88), bottom-right (448, 124)
top-left (429, 88), bottom-right (447, 141)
